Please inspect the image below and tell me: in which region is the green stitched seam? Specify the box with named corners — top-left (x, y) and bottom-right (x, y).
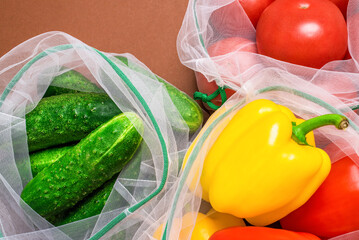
top-left (0, 44), bottom-right (74, 108)
top-left (257, 85), bottom-right (359, 132)
top-left (0, 44), bottom-right (169, 240)
top-left (193, 0), bottom-right (207, 54)
top-left (88, 50), bottom-right (169, 240)
top-left (161, 102), bottom-right (241, 240)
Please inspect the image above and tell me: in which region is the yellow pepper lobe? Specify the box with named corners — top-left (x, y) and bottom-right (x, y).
top-left (200, 99), bottom-right (331, 226)
top-left (246, 147), bottom-right (331, 226)
top-left (181, 102), bottom-right (235, 200)
top-left (153, 210), bottom-right (245, 240)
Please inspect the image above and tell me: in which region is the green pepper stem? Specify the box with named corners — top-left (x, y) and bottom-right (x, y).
top-left (292, 114), bottom-right (349, 145)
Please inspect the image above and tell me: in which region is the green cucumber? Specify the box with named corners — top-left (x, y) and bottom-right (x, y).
top-left (157, 77), bottom-right (203, 134)
top-left (44, 69), bottom-right (104, 97)
top-left (30, 145), bottom-right (74, 177)
top-left (113, 56), bottom-right (203, 133)
top-left (51, 146), bottom-right (143, 225)
top-left (26, 93), bottom-right (121, 152)
top-left (53, 175), bottom-right (117, 226)
top-left (21, 112), bottom-right (144, 218)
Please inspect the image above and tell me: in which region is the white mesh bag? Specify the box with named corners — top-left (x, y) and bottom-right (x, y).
top-left (177, 0), bottom-right (359, 111)
top-left (157, 69), bottom-right (359, 240)
top-left (157, 1), bottom-right (359, 238)
top-left (0, 31), bottom-right (203, 240)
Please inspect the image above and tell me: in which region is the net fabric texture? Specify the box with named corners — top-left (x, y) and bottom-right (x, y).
top-left (0, 31), bottom-right (198, 240)
top-left (177, 0), bottom-right (359, 109)
top-left (170, 0), bottom-right (359, 238)
top-left (160, 71), bottom-right (359, 240)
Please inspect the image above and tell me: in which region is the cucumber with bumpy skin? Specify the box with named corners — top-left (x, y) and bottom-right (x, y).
top-left (53, 175), bottom-right (117, 226)
top-left (157, 77), bottom-right (203, 134)
top-left (26, 93), bottom-right (121, 152)
top-left (52, 149), bottom-right (143, 225)
top-left (30, 145), bottom-right (74, 177)
top-left (113, 56), bottom-right (203, 133)
top-left (21, 112), bottom-right (144, 218)
top-left (44, 69), bottom-right (104, 97)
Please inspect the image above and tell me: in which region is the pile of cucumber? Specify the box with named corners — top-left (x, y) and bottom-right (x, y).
top-left (20, 65), bottom-right (203, 226)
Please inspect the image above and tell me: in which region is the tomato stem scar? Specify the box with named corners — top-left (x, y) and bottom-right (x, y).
top-left (299, 3), bottom-right (310, 9)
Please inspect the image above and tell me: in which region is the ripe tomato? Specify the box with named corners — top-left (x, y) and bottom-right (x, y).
top-left (280, 153), bottom-right (359, 239)
top-left (210, 0), bottom-right (274, 36)
top-left (195, 37), bottom-right (257, 110)
top-left (209, 226), bottom-right (321, 240)
top-left (327, 0), bottom-right (349, 18)
top-left (256, 0), bottom-right (348, 69)
top-left (239, 0), bottom-right (276, 27)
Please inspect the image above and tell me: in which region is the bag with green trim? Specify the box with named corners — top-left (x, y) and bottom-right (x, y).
top-left (0, 31), bottom-right (204, 239)
top-left (156, 69), bottom-right (359, 239)
top-left (173, 3), bottom-right (359, 237)
top-left (177, 0), bottom-right (359, 111)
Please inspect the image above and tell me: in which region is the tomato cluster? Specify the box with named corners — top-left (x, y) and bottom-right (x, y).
top-left (256, 0), bottom-right (348, 69)
top-left (210, 0), bottom-right (349, 68)
top-left (197, 0), bottom-right (350, 109)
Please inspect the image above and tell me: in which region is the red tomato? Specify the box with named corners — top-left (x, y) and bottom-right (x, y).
top-left (195, 37), bottom-right (257, 110)
top-left (280, 153), bottom-right (359, 239)
top-left (328, 0), bottom-right (349, 18)
top-left (256, 0), bottom-right (348, 69)
top-left (209, 226), bottom-right (321, 240)
top-left (210, 0), bottom-right (274, 36)
top-left (239, 0), bottom-right (275, 27)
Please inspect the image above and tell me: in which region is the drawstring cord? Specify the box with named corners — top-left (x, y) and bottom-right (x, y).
top-left (193, 85), bottom-right (229, 110)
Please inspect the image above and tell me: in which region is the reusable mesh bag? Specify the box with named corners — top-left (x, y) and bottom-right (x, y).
top-left (158, 70), bottom-right (359, 240)
top-left (176, 0), bottom-right (359, 110)
top-left (151, 1), bottom-right (359, 238)
top-left (0, 31), bottom-right (203, 240)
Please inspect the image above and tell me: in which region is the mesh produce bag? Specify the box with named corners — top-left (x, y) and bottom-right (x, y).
top-left (0, 31), bottom-right (204, 240)
top-left (177, 0), bottom-right (359, 110)
top-left (158, 71), bottom-right (359, 240)
top-left (154, 0), bottom-right (359, 239)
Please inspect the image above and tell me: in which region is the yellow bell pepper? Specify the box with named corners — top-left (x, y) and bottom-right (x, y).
top-left (184, 99), bottom-right (349, 226)
top-left (182, 101), bottom-right (236, 199)
top-left (153, 209), bottom-right (245, 240)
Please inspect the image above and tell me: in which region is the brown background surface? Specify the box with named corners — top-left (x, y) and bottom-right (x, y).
top-left (0, 0), bottom-right (198, 97)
